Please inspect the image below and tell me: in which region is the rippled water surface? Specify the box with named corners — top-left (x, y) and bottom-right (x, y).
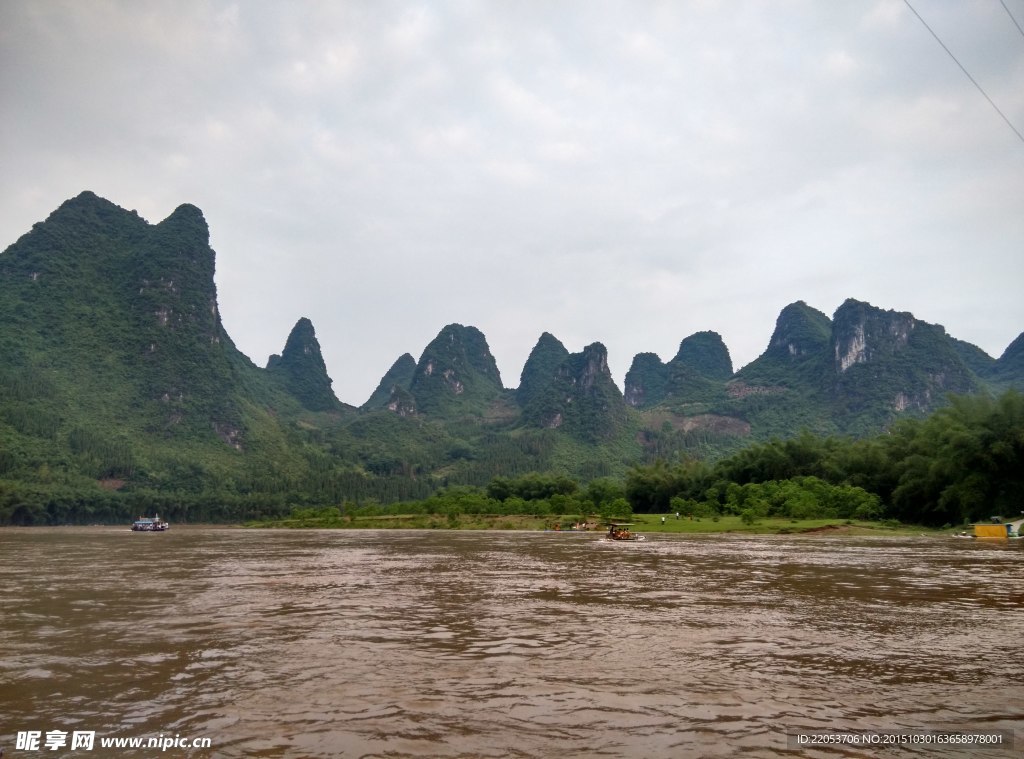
top-left (2, 527), bottom-right (1022, 757)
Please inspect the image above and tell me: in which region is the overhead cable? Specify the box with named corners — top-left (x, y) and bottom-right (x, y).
top-left (903, 0), bottom-right (1024, 145)
top-left (998, 0), bottom-right (1024, 41)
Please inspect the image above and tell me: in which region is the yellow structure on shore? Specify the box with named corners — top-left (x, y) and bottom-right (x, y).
top-left (971, 517), bottom-right (1023, 539)
top-left (974, 523), bottom-right (1011, 538)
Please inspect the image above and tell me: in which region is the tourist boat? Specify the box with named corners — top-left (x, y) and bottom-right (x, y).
top-left (605, 522), bottom-right (646, 541)
top-left (131, 514), bottom-right (170, 532)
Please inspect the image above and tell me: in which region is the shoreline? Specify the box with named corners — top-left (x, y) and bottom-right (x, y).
top-left (244, 513), bottom-right (947, 536)
top-left (0, 516), bottom-right (952, 537)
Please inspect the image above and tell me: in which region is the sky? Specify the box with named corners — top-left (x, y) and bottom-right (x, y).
top-left (2, 1), bottom-right (1023, 407)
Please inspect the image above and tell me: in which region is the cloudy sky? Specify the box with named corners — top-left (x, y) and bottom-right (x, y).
top-left (2, 1), bottom-right (1023, 406)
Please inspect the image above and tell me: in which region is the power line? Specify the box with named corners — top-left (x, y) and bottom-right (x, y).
top-left (902, 0), bottom-right (1024, 145)
top-left (998, 0), bottom-right (1024, 41)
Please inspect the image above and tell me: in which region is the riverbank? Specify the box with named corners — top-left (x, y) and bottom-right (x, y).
top-left (247, 512), bottom-right (943, 536)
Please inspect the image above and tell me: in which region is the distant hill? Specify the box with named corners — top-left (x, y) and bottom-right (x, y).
top-left (1, 191), bottom-right (1020, 523)
top-left (267, 317), bottom-right (345, 413)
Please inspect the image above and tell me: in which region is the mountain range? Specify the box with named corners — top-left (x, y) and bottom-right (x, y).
top-left (1, 192), bottom-right (1021, 509)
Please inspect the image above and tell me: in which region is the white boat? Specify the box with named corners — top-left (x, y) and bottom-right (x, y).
top-left (131, 514), bottom-right (170, 532)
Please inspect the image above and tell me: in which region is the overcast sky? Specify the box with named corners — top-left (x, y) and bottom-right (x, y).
top-left (2, 1), bottom-right (1023, 406)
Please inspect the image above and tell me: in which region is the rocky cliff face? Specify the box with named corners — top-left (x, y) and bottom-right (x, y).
top-left (558, 342), bottom-right (629, 440)
top-left (267, 317), bottom-right (341, 412)
top-left (831, 300), bottom-right (916, 374)
top-left (724, 298), bottom-right (1001, 434)
top-left (385, 384), bottom-right (417, 417)
top-left (563, 342), bottom-right (611, 392)
top-left (828, 299), bottom-right (978, 424)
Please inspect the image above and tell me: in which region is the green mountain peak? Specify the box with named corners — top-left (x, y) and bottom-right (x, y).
top-left (671, 331), bottom-right (733, 380)
top-left (519, 340), bottom-right (627, 440)
top-left (363, 353), bottom-right (417, 410)
top-left (623, 352), bottom-right (667, 408)
top-left (408, 324), bottom-right (503, 415)
top-left (624, 331), bottom-right (733, 409)
top-left (268, 317), bottom-right (341, 412)
top-left (517, 332), bottom-right (570, 409)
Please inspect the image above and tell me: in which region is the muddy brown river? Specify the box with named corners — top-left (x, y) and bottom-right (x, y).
top-left (1, 527), bottom-right (1021, 757)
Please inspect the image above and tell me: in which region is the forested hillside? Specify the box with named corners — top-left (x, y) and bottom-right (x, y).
top-left (268, 391), bottom-right (1024, 529)
top-left (0, 192), bottom-right (1021, 525)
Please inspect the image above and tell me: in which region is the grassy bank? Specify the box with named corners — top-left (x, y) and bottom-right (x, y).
top-left (627, 514), bottom-right (940, 536)
top-left (247, 512), bottom-right (942, 536)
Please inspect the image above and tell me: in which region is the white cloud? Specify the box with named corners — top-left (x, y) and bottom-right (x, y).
top-left (824, 49), bottom-right (861, 78)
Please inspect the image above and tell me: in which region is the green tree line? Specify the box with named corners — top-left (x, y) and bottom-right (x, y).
top-left (626, 391), bottom-right (1023, 526)
top-left (2, 391), bottom-right (1020, 527)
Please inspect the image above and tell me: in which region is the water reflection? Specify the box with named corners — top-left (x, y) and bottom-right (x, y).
top-left (1, 528), bottom-right (1021, 757)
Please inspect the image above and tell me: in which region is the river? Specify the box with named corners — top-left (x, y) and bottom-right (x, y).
top-left (1, 527), bottom-right (1021, 757)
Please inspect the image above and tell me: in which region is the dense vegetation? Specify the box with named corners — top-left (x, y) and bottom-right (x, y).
top-left (624, 391), bottom-right (1024, 527)
top-left (394, 390), bottom-right (1020, 528)
top-left (4, 390), bottom-right (1019, 527)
